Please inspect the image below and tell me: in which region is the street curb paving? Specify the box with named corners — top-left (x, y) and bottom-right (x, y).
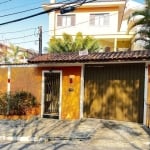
top-left (0, 136), bottom-right (39, 142)
top-left (0, 135), bottom-right (91, 142)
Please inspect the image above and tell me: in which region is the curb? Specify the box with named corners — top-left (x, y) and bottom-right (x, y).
top-left (0, 136), bottom-right (39, 142)
top-left (142, 125), bottom-right (150, 135)
top-left (0, 135), bottom-right (91, 142)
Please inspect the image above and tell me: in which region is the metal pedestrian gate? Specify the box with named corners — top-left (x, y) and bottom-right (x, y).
top-left (43, 72), bottom-right (60, 118)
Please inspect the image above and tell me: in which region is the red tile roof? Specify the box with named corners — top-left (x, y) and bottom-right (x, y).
top-left (28, 50), bottom-right (150, 63)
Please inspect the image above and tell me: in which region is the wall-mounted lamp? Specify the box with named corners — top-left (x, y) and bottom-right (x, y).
top-left (69, 75), bottom-right (75, 84)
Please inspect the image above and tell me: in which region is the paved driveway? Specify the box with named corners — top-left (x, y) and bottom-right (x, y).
top-left (0, 118), bottom-right (149, 150)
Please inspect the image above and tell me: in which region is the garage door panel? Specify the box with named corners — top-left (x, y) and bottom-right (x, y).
top-left (84, 64), bottom-right (144, 123)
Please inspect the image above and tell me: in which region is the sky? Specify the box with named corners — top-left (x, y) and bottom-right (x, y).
top-left (0, 0), bottom-right (50, 52)
top-left (0, 0), bottom-right (144, 53)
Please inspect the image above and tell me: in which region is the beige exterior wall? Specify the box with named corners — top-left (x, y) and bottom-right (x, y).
top-left (52, 9), bottom-right (118, 37)
top-left (46, 1), bottom-right (133, 51)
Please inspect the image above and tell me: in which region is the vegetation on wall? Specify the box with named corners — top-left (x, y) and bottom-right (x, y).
top-left (0, 91), bottom-right (37, 115)
top-left (45, 32), bottom-right (100, 53)
top-left (128, 0), bottom-right (150, 49)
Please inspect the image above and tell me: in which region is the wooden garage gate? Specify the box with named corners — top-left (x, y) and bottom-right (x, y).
top-left (84, 63), bottom-right (145, 123)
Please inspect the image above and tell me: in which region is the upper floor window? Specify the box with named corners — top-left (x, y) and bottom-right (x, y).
top-left (90, 13), bottom-right (109, 26)
top-left (57, 14), bottom-right (75, 27)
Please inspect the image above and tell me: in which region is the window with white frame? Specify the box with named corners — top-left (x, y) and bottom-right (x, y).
top-left (90, 13), bottom-right (109, 26)
top-left (57, 14), bottom-right (75, 27)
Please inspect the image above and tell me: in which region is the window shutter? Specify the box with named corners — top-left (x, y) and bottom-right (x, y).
top-left (71, 15), bottom-right (75, 26)
top-left (89, 14), bottom-right (95, 26)
top-left (57, 15), bottom-right (62, 26)
top-left (104, 13), bottom-right (109, 25)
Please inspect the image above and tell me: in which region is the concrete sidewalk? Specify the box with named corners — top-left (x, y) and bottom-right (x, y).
top-left (0, 118), bottom-right (101, 142)
top-left (0, 118), bottom-right (149, 149)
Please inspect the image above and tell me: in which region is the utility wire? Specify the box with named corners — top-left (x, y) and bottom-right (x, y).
top-left (0, 0), bottom-right (138, 43)
top-left (0, 2), bottom-right (135, 39)
top-left (14, 40), bottom-right (38, 45)
top-left (0, 0), bottom-right (75, 18)
top-left (0, 7), bottom-right (41, 18)
top-left (0, 0), bottom-right (12, 5)
top-left (0, 3), bottom-right (128, 41)
top-left (0, 0), bottom-right (73, 13)
top-left (0, 34), bottom-right (35, 41)
top-left (0, 7), bottom-right (60, 26)
top-left (0, 0), bottom-right (46, 13)
top-left (0, 27), bottom-right (37, 34)
top-left (0, 0), bottom-right (88, 26)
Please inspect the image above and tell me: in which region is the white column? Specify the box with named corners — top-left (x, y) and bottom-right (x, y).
top-left (49, 0), bottom-right (56, 39)
top-left (7, 66), bottom-right (11, 95)
top-left (7, 66), bottom-right (11, 115)
top-left (143, 64), bottom-right (148, 125)
top-left (80, 64), bottom-right (84, 119)
top-left (114, 38), bottom-right (117, 52)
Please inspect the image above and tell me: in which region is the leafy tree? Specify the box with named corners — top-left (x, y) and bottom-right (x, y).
top-left (128, 0), bottom-right (150, 49)
top-left (46, 32), bottom-right (99, 53)
top-left (8, 43), bottom-right (20, 62)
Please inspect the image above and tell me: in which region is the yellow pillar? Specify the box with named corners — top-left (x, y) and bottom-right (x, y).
top-left (114, 38), bottom-right (117, 52)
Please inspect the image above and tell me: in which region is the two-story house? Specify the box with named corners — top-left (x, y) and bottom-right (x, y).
top-left (43, 0), bottom-right (133, 52)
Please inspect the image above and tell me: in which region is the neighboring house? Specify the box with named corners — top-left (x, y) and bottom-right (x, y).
top-left (0, 43), bottom-right (37, 63)
top-left (0, 50), bottom-right (149, 128)
top-left (42, 0), bottom-right (133, 52)
top-left (122, 0), bottom-right (145, 50)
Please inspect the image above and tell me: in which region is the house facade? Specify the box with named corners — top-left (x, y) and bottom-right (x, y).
top-left (43, 0), bottom-right (134, 52)
top-left (0, 1), bottom-right (149, 128)
top-left (0, 50), bottom-right (150, 128)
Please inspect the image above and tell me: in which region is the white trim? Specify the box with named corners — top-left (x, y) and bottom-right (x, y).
top-left (80, 64), bottom-right (84, 119)
top-left (31, 61), bottom-right (150, 66)
top-left (59, 71), bottom-right (62, 120)
top-left (143, 63), bottom-right (148, 125)
top-left (41, 70), bottom-right (62, 119)
top-left (0, 64), bottom-right (82, 68)
top-left (41, 71), bottom-right (45, 117)
top-left (7, 66), bottom-right (11, 95)
top-left (0, 61), bottom-right (150, 68)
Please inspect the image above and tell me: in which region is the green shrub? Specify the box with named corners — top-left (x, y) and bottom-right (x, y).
top-left (0, 91), bottom-right (37, 115)
top-left (0, 93), bottom-right (7, 115)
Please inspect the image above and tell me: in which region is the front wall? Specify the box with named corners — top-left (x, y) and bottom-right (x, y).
top-left (84, 64), bottom-right (145, 123)
top-left (61, 67), bottom-right (81, 120)
top-left (0, 68), bottom-right (7, 94)
top-left (35, 66), bottom-right (81, 119)
top-left (11, 66), bottom-right (81, 120)
top-left (11, 67), bottom-right (42, 104)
